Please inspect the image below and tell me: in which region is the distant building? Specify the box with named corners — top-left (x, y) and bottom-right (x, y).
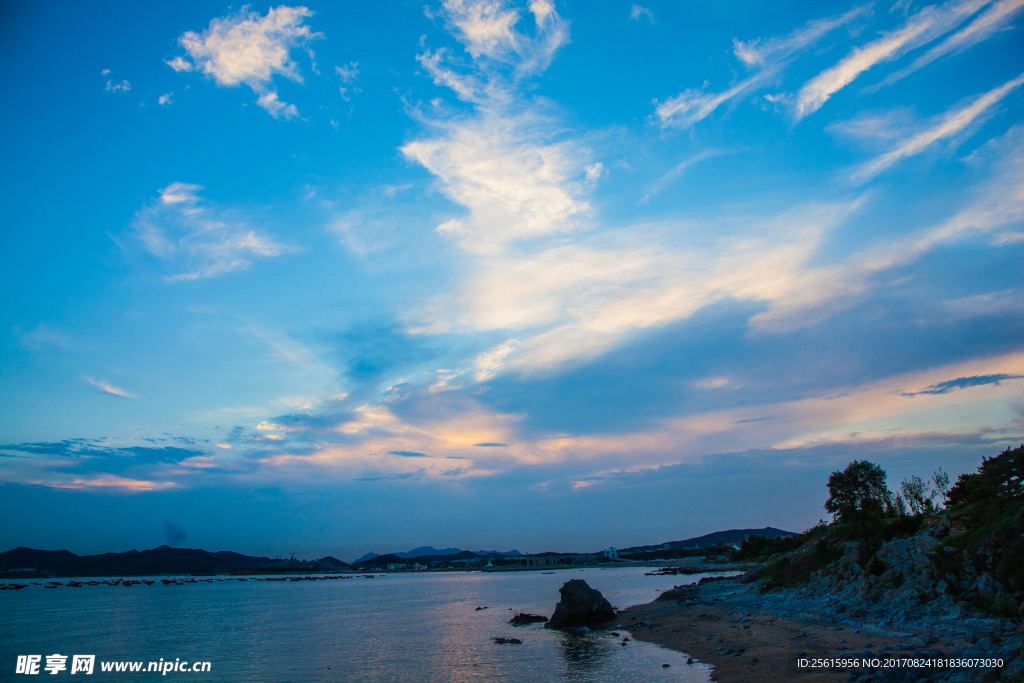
top-left (386, 563), bottom-right (407, 571)
top-left (604, 547), bottom-right (617, 560)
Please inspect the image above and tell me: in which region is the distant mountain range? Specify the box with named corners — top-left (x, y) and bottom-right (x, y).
top-left (1, 528), bottom-right (792, 576)
top-left (618, 527), bottom-right (794, 554)
top-left (353, 547), bottom-right (523, 563)
top-left (0, 546), bottom-right (346, 577)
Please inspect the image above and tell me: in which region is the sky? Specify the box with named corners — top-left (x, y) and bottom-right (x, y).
top-left (1, 0), bottom-right (1023, 562)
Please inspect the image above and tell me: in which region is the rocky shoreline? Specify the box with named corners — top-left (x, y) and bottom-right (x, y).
top-left (617, 532), bottom-right (1022, 682)
top-left (607, 447), bottom-right (1024, 682)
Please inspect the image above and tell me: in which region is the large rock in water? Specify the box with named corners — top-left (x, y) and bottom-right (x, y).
top-left (545, 579), bottom-right (616, 629)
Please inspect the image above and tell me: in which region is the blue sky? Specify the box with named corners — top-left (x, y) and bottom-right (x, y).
top-left (1, 0), bottom-right (1023, 561)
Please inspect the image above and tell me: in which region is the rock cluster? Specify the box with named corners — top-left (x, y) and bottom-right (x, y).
top-left (800, 516), bottom-right (1019, 626)
top-left (546, 579), bottom-right (616, 629)
top-left (772, 515), bottom-right (1024, 682)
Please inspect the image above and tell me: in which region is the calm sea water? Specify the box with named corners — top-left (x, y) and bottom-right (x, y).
top-left (1, 567), bottom-right (714, 682)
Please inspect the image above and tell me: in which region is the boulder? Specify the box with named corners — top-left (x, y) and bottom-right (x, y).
top-left (509, 613), bottom-right (549, 626)
top-left (545, 579), bottom-right (616, 629)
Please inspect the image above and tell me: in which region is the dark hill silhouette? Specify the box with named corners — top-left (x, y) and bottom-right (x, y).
top-left (353, 547), bottom-right (522, 563)
top-left (619, 527), bottom-right (794, 555)
top-left (352, 550), bottom-right (483, 569)
top-left (0, 546), bottom-right (275, 577)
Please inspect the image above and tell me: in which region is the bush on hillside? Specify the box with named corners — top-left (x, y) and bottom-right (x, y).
top-left (733, 531), bottom-right (805, 562)
top-left (943, 444), bottom-right (1024, 606)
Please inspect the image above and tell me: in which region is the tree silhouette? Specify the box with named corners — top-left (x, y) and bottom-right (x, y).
top-left (825, 460), bottom-right (890, 526)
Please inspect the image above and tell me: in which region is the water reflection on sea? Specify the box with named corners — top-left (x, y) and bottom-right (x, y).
top-left (1, 567), bottom-right (714, 682)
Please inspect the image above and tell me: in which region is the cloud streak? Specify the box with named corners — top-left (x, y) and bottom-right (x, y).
top-left (656, 5), bottom-right (870, 128)
top-left (849, 71), bottom-right (1024, 182)
top-left (871, 0), bottom-right (1024, 90)
top-left (794, 0), bottom-right (992, 120)
top-left (84, 377), bottom-right (137, 399)
top-left (902, 373), bottom-right (1024, 395)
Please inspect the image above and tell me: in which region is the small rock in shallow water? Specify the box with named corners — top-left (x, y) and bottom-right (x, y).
top-left (687, 658), bottom-right (693, 664)
top-left (510, 613), bottom-right (548, 626)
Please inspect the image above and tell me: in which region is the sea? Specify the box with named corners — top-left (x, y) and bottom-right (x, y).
top-left (1, 567), bottom-right (716, 682)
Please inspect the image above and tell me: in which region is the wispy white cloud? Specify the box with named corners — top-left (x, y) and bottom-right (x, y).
top-left (84, 377), bottom-right (138, 399)
top-left (640, 149), bottom-right (722, 203)
top-left (335, 62), bottom-right (359, 82)
top-left (943, 289), bottom-right (1024, 319)
top-left (474, 339), bottom-right (520, 381)
top-left (130, 182), bottom-right (290, 281)
top-left (166, 5), bottom-right (320, 119)
top-left (158, 92), bottom-right (173, 106)
top-left (16, 324), bottom-right (71, 351)
top-left (403, 2), bottom-right (872, 374)
top-left (849, 71), bottom-right (1024, 182)
top-left (255, 91), bottom-right (298, 119)
top-left (417, 120), bottom-right (1024, 376)
top-left (105, 79), bottom-right (130, 93)
top-left (732, 5), bottom-right (870, 68)
top-left (629, 5), bottom-right (654, 22)
top-left (395, 3), bottom-right (591, 255)
top-left (879, 0), bottom-right (1024, 90)
top-left (656, 5), bottom-right (870, 128)
top-left (401, 0), bottom-right (1023, 383)
top-left (794, 0), bottom-right (993, 120)
top-left (401, 111), bottom-right (593, 254)
top-left (240, 323), bottom-right (335, 378)
top-left (416, 0), bottom-right (569, 103)
top-left (413, 201), bottom-right (867, 371)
